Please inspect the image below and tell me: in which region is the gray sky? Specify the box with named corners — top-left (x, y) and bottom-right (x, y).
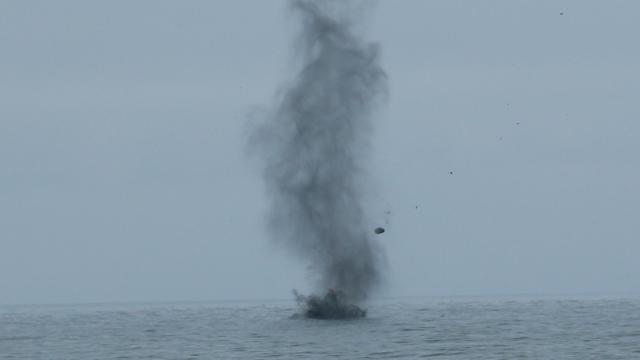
top-left (1, 0), bottom-right (639, 305)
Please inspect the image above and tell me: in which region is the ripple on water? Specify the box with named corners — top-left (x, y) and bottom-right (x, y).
top-left (1, 297), bottom-right (640, 359)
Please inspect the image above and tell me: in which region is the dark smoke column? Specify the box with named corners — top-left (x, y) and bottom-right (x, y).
top-left (251, 0), bottom-right (387, 317)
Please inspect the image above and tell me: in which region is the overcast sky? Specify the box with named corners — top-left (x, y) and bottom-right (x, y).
top-left (1, 0), bottom-right (639, 305)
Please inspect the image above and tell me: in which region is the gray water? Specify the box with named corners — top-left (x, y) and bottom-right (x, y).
top-left (2, 296), bottom-right (639, 359)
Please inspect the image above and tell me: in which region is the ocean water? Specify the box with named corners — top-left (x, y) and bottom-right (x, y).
top-left (1, 296), bottom-right (639, 359)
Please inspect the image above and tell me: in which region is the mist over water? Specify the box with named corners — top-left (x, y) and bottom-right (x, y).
top-left (249, 0), bottom-right (387, 316)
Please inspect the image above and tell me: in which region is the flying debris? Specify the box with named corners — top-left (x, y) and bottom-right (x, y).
top-left (374, 227), bottom-right (385, 235)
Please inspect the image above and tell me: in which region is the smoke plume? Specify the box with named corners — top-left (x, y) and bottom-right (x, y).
top-left (250, 0), bottom-right (387, 317)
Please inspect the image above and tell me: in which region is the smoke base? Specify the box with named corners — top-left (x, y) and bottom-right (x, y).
top-left (294, 289), bottom-right (366, 320)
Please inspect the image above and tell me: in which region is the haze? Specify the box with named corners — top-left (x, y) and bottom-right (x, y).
top-left (1, 0), bottom-right (639, 305)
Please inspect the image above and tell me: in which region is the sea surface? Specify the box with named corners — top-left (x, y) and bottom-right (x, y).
top-left (2, 295), bottom-right (640, 359)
